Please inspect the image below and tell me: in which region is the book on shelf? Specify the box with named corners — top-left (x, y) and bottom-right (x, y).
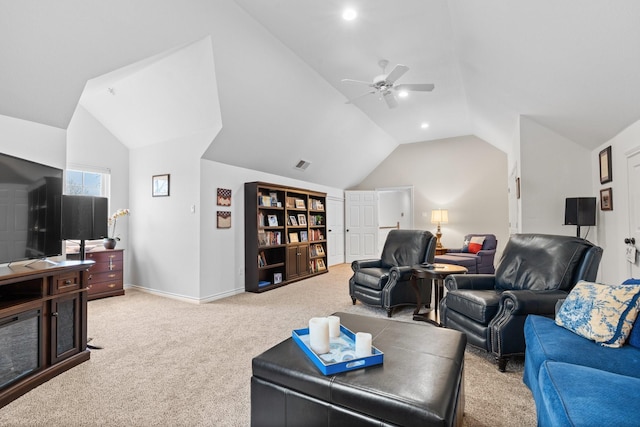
top-left (258, 280), bottom-right (271, 288)
top-left (260, 231), bottom-right (282, 246)
top-left (258, 212), bottom-right (265, 227)
top-left (311, 199), bottom-right (324, 210)
top-left (258, 251), bottom-right (267, 267)
top-left (259, 195), bottom-right (272, 206)
top-left (309, 229), bottom-right (324, 241)
top-left (310, 215), bottom-right (324, 226)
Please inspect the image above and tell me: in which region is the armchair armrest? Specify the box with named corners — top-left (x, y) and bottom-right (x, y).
top-left (445, 274), bottom-right (496, 291)
top-left (499, 289), bottom-right (570, 316)
top-left (351, 259), bottom-right (382, 271)
top-left (388, 265), bottom-right (414, 282)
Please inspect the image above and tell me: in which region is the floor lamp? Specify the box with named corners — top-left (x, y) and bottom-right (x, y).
top-left (61, 195), bottom-right (108, 261)
top-left (431, 209), bottom-right (449, 249)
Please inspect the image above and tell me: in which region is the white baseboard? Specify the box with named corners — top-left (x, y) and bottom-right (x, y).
top-left (123, 284), bottom-right (244, 304)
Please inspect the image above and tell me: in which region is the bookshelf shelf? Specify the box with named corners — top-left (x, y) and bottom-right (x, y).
top-left (245, 182), bottom-right (328, 293)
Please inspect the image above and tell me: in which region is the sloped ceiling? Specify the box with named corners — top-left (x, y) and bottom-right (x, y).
top-left (2, 1), bottom-right (640, 188)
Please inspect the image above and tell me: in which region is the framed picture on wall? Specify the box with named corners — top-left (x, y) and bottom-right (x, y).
top-left (600, 187), bottom-right (613, 211)
top-left (599, 146), bottom-right (612, 184)
top-left (152, 174), bottom-right (170, 197)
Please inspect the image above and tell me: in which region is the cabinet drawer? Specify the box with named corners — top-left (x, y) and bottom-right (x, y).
top-left (84, 251), bottom-right (123, 263)
top-left (88, 280), bottom-right (123, 295)
top-left (52, 271), bottom-right (81, 294)
top-left (92, 260), bottom-right (123, 273)
top-left (89, 270), bottom-right (123, 284)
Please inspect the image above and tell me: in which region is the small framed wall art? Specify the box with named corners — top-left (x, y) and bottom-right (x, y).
top-left (217, 188), bottom-right (231, 206)
top-left (152, 174), bottom-right (170, 197)
top-left (600, 188), bottom-right (613, 211)
top-left (217, 211), bottom-right (232, 228)
top-left (599, 146), bottom-right (612, 184)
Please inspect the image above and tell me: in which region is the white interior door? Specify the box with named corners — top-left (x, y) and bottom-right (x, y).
top-left (326, 196), bottom-right (344, 266)
top-left (627, 149), bottom-right (640, 278)
top-left (376, 187), bottom-right (413, 254)
top-left (345, 191), bottom-right (378, 263)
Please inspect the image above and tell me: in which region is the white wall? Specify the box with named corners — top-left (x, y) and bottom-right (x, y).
top-left (0, 114), bottom-right (66, 169)
top-left (350, 135), bottom-right (510, 258)
top-left (199, 159), bottom-right (343, 302)
top-left (593, 118), bottom-right (640, 285)
top-left (66, 105), bottom-right (131, 276)
top-left (128, 127), bottom-right (217, 301)
top-left (519, 116), bottom-right (593, 236)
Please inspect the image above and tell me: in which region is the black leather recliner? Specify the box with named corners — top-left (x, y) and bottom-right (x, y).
top-left (440, 233), bottom-right (603, 371)
top-left (349, 229), bottom-right (437, 317)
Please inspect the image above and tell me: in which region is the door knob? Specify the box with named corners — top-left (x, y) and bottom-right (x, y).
top-left (625, 237), bottom-right (636, 245)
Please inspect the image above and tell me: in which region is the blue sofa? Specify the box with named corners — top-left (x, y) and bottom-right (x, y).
top-left (524, 314), bottom-right (640, 426)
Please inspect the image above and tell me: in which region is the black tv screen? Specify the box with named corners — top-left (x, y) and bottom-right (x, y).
top-left (0, 152), bottom-right (63, 264)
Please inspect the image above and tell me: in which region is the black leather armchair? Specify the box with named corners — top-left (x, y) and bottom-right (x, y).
top-left (440, 233), bottom-right (603, 371)
top-left (349, 229), bottom-right (437, 317)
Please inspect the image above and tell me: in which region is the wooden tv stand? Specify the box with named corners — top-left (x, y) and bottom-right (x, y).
top-left (0, 260), bottom-right (93, 408)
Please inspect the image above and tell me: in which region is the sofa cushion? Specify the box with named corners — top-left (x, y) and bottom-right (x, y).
top-left (445, 289), bottom-right (501, 325)
top-left (622, 278), bottom-right (640, 349)
top-left (354, 268), bottom-right (389, 291)
top-left (467, 236), bottom-right (485, 254)
top-left (523, 315), bottom-right (640, 395)
top-left (537, 361), bottom-right (640, 427)
top-left (555, 281), bottom-right (640, 347)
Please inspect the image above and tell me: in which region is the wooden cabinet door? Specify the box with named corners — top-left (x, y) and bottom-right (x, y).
top-left (50, 293), bottom-right (81, 364)
top-left (287, 244), bottom-right (309, 279)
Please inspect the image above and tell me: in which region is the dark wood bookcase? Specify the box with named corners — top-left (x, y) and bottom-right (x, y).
top-left (245, 182), bottom-right (328, 292)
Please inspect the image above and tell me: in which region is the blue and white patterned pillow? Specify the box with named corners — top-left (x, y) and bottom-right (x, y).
top-left (555, 281), bottom-right (640, 348)
top-left (622, 278), bottom-right (640, 348)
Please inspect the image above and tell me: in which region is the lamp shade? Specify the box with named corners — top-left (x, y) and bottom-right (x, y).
top-left (61, 195), bottom-right (108, 240)
top-left (431, 209), bottom-right (449, 224)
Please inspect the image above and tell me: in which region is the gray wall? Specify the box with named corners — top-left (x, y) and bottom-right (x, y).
top-left (350, 135), bottom-right (510, 260)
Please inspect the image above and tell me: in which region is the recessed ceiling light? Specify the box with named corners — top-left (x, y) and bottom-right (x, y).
top-left (342, 8), bottom-right (357, 21)
top-left (398, 91), bottom-right (408, 98)
top-left (421, 122), bottom-right (430, 129)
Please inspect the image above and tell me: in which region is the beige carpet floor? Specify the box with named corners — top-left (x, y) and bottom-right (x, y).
top-left (0, 264), bottom-right (536, 426)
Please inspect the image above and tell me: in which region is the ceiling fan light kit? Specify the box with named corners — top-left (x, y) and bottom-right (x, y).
top-left (342, 59), bottom-right (434, 108)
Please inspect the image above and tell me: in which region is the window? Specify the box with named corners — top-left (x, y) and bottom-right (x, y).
top-left (65, 167), bottom-right (110, 197)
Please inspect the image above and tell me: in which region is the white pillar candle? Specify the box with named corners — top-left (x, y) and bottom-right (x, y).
top-left (327, 315), bottom-right (341, 338)
top-left (308, 317), bottom-right (330, 354)
top-left (355, 332), bottom-right (372, 358)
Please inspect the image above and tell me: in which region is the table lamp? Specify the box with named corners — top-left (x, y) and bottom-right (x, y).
top-left (431, 209), bottom-right (448, 249)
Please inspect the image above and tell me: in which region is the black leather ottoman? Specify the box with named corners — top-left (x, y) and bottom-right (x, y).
top-left (251, 312), bottom-right (466, 427)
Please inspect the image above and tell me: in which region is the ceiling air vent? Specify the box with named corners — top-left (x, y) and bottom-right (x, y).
top-left (294, 160), bottom-right (311, 171)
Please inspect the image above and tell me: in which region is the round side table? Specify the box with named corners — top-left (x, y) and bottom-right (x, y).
top-left (411, 263), bottom-right (468, 325)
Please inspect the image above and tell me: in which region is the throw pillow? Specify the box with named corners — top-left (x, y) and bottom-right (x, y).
top-left (622, 278), bottom-right (640, 349)
top-left (467, 236), bottom-right (486, 254)
top-left (555, 281), bottom-right (640, 348)
top-left (461, 238), bottom-right (471, 253)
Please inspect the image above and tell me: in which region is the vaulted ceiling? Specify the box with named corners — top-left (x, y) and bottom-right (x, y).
top-left (2, 1), bottom-right (640, 188)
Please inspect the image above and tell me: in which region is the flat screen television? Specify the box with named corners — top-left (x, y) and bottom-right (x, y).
top-left (0, 152), bottom-right (63, 264)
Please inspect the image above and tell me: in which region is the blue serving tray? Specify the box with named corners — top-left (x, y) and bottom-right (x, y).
top-left (292, 325), bottom-right (384, 375)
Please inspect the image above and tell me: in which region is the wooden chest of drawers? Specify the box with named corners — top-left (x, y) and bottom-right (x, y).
top-left (68, 249), bottom-right (124, 300)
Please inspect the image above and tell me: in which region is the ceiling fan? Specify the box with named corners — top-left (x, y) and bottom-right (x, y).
top-left (341, 59), bottom-right (434, 108)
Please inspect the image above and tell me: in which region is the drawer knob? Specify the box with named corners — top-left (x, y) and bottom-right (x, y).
top-left (64, 279), bottom-right (72, 285)
top-left (108, 284), bottom-right (116, 288)
top-left (52, 312), bottom-right (58, 317)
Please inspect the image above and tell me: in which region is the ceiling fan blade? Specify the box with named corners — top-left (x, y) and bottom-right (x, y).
top-left (394, 83), bottom-right (435, 92)
top-left (383, 91), bottom-right (398, 109)
top-left (385, 64), bottom-right (409, 84)
top-left (345, 90), bottom-right (376, 104)
top-left (341, 78), bottom-right (374, 86)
